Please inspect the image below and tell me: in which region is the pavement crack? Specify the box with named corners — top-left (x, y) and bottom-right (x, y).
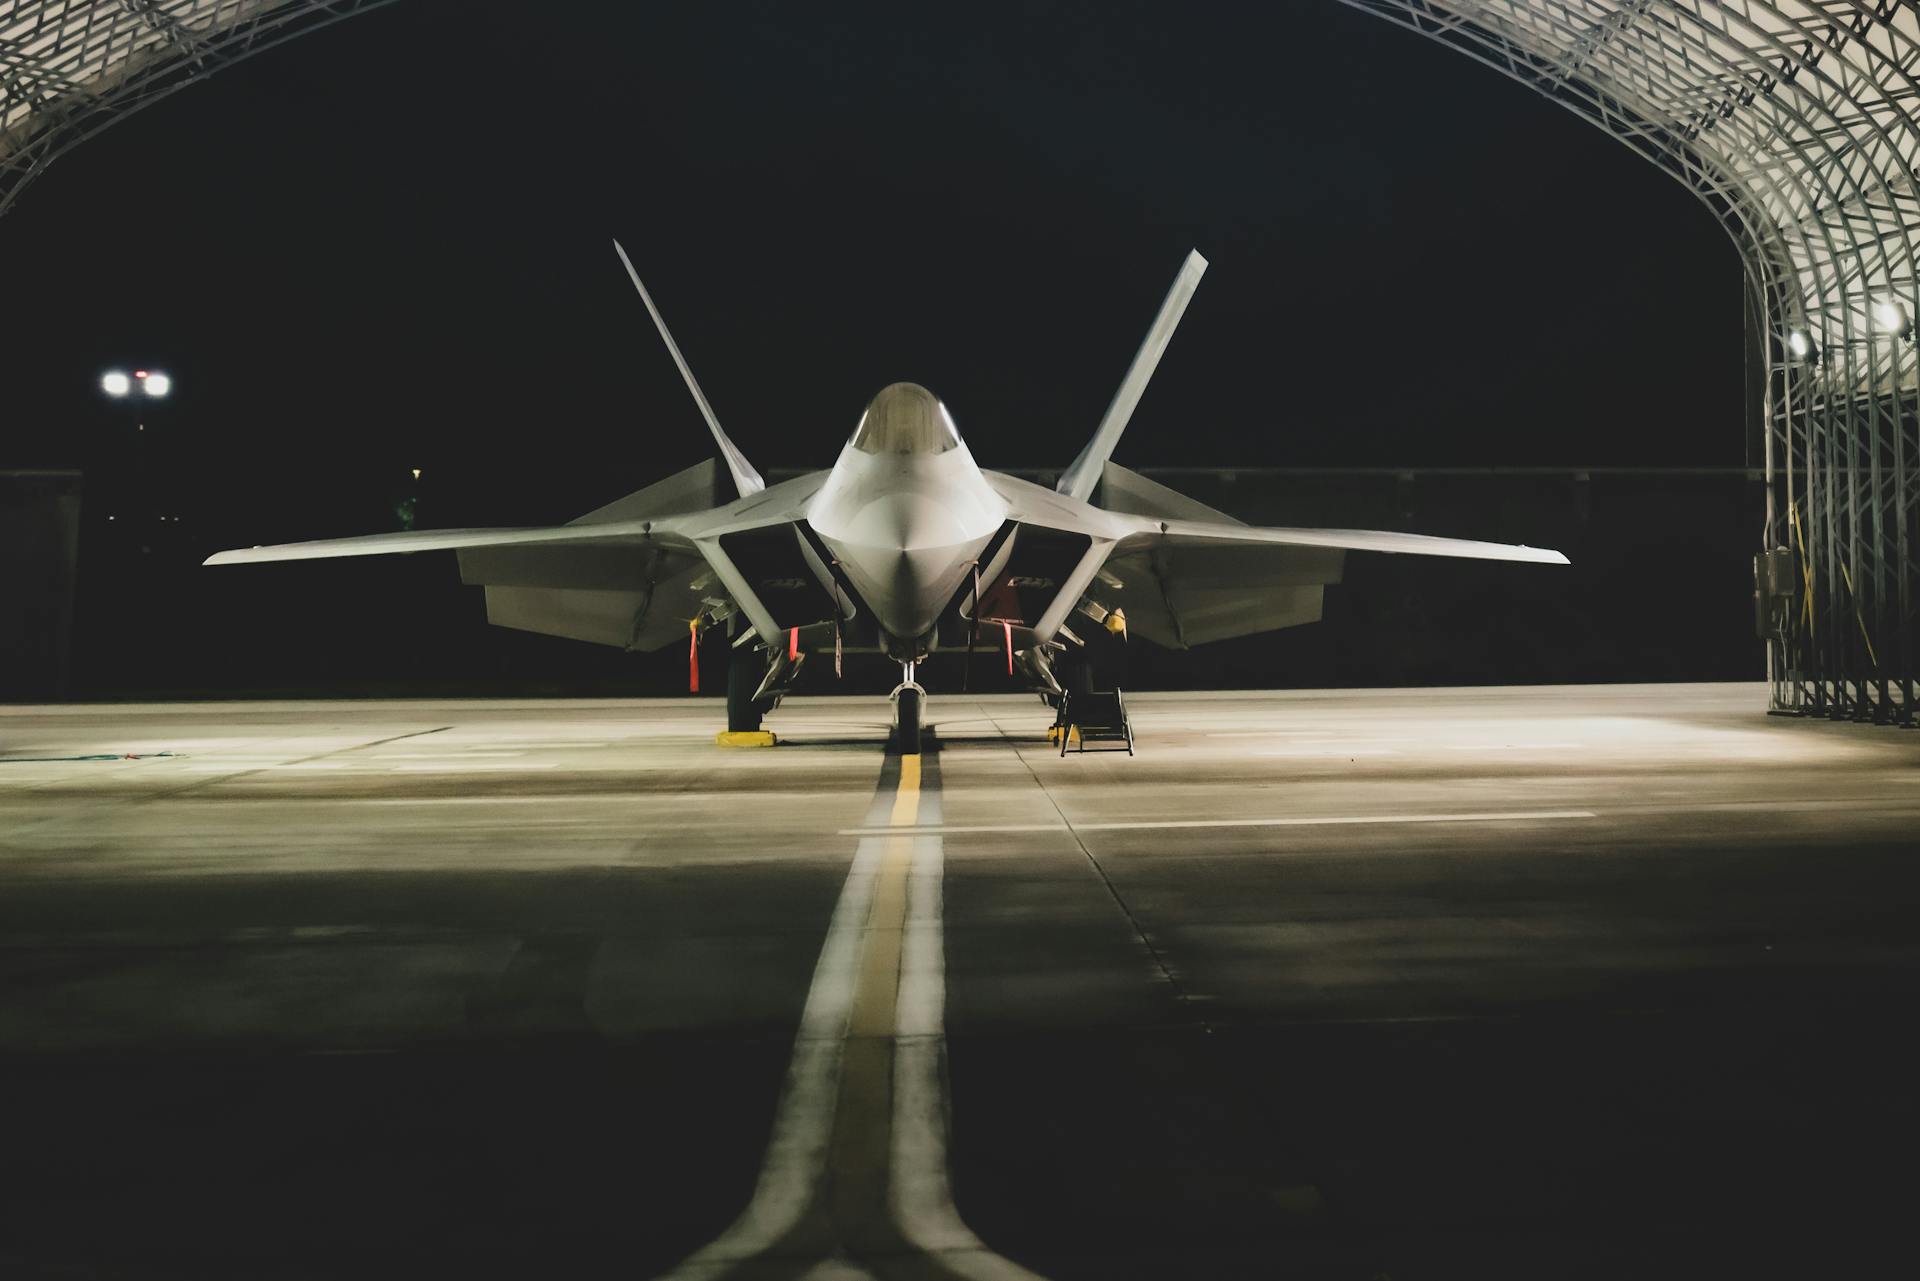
top-left (970, 700), bottom-right (1213, 1033)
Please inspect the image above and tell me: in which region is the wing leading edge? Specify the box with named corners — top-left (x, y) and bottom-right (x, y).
top-left (983, 470), bottom-right (1568, 565)
top-left (1098, 517), bottom-right (1565, 649)
top-left (203, 469), bottom-right (828, 568)
top-left (1117, 517), bottom-right (1570, 565)
top-left (202, 522), bottom-right (686, 565)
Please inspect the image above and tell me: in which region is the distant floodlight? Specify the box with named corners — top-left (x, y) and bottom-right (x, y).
top-left (1873, 299), bottom-right (1911, 336)
top-left (101, 371), bottom-right (131, 397)
top-left (1787, 329), bottom-right (1810, 359)
top-left (143, 372), bottom-right (171, 397)
top-left (411, 468), bottom-right (422, 481)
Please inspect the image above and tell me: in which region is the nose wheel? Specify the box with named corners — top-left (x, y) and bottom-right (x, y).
top-left (891, 661), bottom-right (924, 754)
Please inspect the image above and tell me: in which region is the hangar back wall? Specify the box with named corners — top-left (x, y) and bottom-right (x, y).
top-left (54, 466), bottom-right (1758, 699)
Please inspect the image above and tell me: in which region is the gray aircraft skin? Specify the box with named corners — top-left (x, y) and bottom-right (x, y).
top-left (207, 244), bottom-right (1567, 745)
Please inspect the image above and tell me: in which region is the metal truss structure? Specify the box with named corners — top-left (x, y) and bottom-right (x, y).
top-left (0, 0), bottom-right (393, 221)
top-left (1337, 0), bottom-right (1919, 724)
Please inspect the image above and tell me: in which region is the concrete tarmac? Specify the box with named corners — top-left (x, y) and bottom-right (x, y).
top-left (2, 684), bottom-right (1918, 1278)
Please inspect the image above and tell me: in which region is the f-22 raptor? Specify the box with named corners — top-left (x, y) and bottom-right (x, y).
top-left (208, 245), bottom-right (1567, 751)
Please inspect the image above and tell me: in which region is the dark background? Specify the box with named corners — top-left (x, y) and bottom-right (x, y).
top-left (0, 0), bottom-right (1753, 698)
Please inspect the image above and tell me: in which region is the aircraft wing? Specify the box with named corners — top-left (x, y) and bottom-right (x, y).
top-left (1099, 516), bottom-right (1567, 649)
top-left (205, 469), bottom-right (833, 652)
top-left (1113, 517), bottom-right (1570, 565)
top-left (202, 522), bottom-right (690, 564)
top-left (980, 471), bottom-right (1566, 649)
top-left (982, 470), bottom-right (1567, 565)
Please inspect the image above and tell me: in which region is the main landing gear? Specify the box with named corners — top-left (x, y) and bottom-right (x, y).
top-left (721, 645), bottom-right (760, 737)
top-left (726, 634), bottom-right (775, 738)
top-left (892, 660), bottom-right (925, 755)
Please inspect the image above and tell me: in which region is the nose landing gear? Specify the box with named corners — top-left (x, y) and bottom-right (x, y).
top-left (891, 660), bottom-right (925, 754)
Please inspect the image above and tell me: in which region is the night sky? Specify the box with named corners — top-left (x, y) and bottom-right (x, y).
top-left (1, 1), bottom-right (1753, 694)
top-left (3, 2), bottom-right (1741, 514)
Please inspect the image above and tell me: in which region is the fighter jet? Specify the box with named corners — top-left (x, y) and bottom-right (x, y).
top-left (206, 244), bottom-right (1567, 751)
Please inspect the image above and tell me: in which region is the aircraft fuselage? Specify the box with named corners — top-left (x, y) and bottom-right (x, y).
top-left (806, 382), bottom-right (1004, 658)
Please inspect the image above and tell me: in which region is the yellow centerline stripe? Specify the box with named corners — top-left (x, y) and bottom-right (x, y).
top-left (856, 758), bottom-right (918, 1038)
top-left (892, 754), bottom-right (922, 822)
top-left (847, 756), bottom-right (919, 1037)
top-left (827, 754), bottom-right (921, 1238)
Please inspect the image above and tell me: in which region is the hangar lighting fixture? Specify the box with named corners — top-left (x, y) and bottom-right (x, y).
top-left (1787, 329), bottom-right (1812, 359)
top-left (143, 372), bottom-right (172, 397)
top-left (1872, 299), bottom-right (1911, 336)
top-left (100, 371), bottom-right (131, 397)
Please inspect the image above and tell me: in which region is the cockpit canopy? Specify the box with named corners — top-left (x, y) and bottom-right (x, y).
top-left (849, 382), bottom-right (961, 455)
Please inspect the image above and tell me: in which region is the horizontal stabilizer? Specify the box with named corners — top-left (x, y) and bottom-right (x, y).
top-left (1096, 461), bottom-right (1242, 524)
top-left (570, 457), bottom-right (721, 525)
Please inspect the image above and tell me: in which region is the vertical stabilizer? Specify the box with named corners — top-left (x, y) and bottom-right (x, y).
top-left (612, 239), bottom-right (765, 498)
top-left (1056, 249), bottom-right (1207, 502)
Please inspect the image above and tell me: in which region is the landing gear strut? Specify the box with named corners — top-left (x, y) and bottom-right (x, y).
top-left (892, 660), bottom-right (924, 754)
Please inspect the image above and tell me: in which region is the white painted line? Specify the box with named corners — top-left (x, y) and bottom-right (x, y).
top-left (890, 781), bottom-right (1048, 1280)
top-left (372, 752), bottom-right (528, 761)
top-left (338, 791), bottom-right (834, 806)
top-left (838, 809), bottom-right (1598, 836)
top-left (1254, 747), bottom-right (1401, 758)
top-left (1218, 735), bottom-right (1589, 753)
top-left (655, 775), bottom-right (892, 1277)
top-left (473, 741), bottom-right (611, 749)
top-left (1441, 741), bottom-right (1585, 751)
top-left (342, 795), bottom-right (647, 805)
top-left (836, 821), bottom-right (1068, 835)
top-left (659, 758), bottom-right (1042, 1280)
top-left (192, 759), bottom-right (553, 774)
top-left (1067, 809), bottom-right (1600, 831)
top-left (389, 762), bottom-right (558, 772)
top-left (1209, 732), bottom-right (1423, 742)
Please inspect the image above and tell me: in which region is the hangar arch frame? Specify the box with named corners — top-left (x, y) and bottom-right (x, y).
top-left (1336, 0), bottom-right (1919, 724)
top-left (0, 1), bottom-right (394, 222)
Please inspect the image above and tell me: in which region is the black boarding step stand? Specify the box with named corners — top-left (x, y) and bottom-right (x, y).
top-left (1053, 688), bottom-right (1134, 755)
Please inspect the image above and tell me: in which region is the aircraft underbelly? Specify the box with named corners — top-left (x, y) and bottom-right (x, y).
top-left (815, 530), bottom-right (991, 641)
top-left (806, 442), bottom-right (1007, 645)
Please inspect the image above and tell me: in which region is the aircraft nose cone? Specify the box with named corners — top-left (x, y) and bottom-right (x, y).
top-left (841, 493), bottom-right (970, 553)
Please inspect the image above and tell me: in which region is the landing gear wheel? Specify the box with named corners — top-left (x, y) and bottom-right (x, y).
top-left (894, 686), bottom-right (922, 755)
top-left (727, 643), bottom-right (766, 733)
